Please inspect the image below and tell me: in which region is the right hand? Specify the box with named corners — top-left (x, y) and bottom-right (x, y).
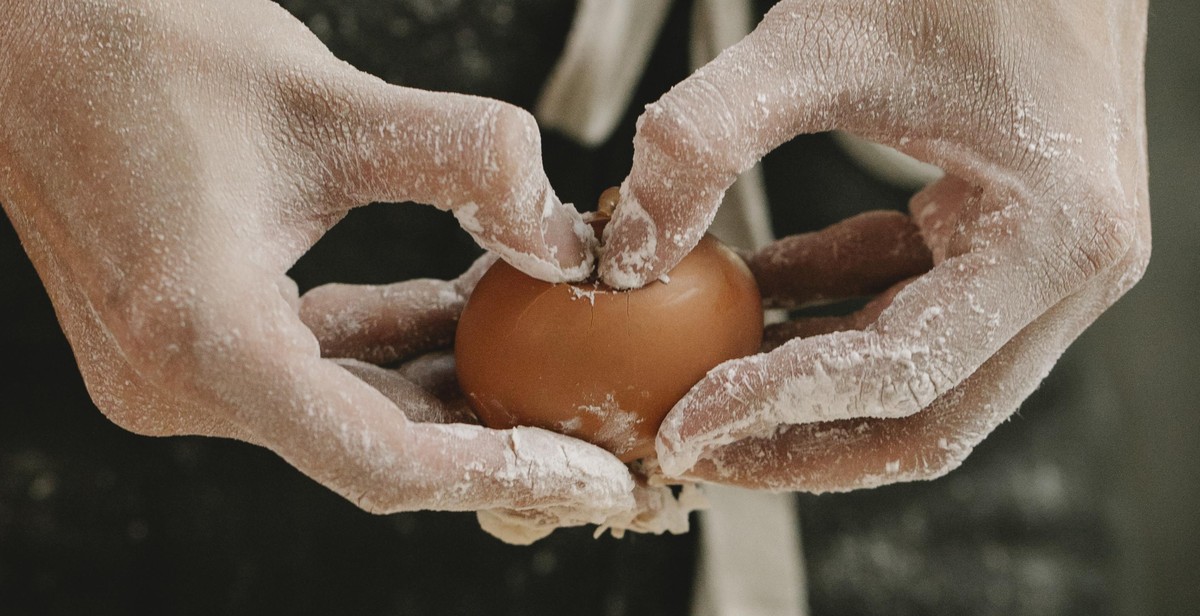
top-left (0, 0), bottom-right (639, 529)
top-left (599, 0), bottom-right (1149, 491)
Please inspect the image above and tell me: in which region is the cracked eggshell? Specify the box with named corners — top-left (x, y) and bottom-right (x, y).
top-left (455, 228), bottom-right (763, 462)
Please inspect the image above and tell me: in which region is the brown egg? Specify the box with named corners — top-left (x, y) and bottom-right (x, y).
top-left (455, 217), bottom-right (763, 462)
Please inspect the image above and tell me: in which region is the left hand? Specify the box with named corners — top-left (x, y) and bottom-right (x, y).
top-left (599, 0), bottom-right (1151, 490)
top-left (301, 259), bottom-right (705, 543)
top-left (0, 0), bottom-right (626, 532)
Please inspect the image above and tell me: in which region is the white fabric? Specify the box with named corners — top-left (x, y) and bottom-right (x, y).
top-left (535, 0), bottom-right (674, 146)
top-left (692, 486), bottom-right (807, 616)
top-left (833, 132), bottom-right (944, 191)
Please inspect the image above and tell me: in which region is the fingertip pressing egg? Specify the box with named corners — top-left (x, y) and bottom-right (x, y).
top-left (455, 188), bottom-right (763, 462)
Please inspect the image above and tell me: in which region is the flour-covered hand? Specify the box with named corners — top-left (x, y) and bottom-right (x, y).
top-left (0, 0), bottom-right (629, 518)
top-left (598, 0), bottom-right (1150, 490)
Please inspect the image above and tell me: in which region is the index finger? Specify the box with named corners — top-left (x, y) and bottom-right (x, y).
top-left (598, 1), bottom-right (1100, 288)
top-left (598, 3), bottom-right (885, 288)
top-left (276, 69), bottom-right (594, 283)
top-left (251, 353), bottom-right (636, 513)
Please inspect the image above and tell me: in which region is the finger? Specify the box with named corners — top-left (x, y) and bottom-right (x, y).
top-left (394, 351), bottom-right (479, 427)
top-left (666, 265), bottom-right (1121, 491)
top-left (394, 350), bottom-right (463, 404)
top-left (298, 253), bottom-right (496, 364)
top-left (283, 70), bottom-right (593, 283)
top-left (908, 176), bottom-right (971, 265)
top-left (113, 269), bottom-right (635, 515)
top-left (656, 176), bottom-right (1133, 475)
top-left (233, 349), bottom-right (633, 514)
top-left (747, 211), bottom-right (931, 310)
top-left (299, 278), bottom-right (461, 364)
top-left (333, 358), bottom-right (475, 425)
top-left (762, 277), bottom-right (916, 351)
top-left (476, 481), bottom-right (704, 544)
top-left (598, 3), bottom-right (902, 288)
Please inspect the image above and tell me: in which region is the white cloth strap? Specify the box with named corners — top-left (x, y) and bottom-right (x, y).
top-left (535, 0), bottom-right (674, 146)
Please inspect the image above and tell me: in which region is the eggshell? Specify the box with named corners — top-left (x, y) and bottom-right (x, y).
top-left (455, 229), bottom-right (763, 462)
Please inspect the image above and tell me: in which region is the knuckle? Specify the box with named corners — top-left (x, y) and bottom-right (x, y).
top-left (472, 101), bottom-right (541, 197)
top-left (1116, 240), bottom-right (1151, 292)
top-left (266, 66), bottom-right (349, 148)
top-left (1057, 197), bottom-right (1136, 280)
top-left (637, 87), bottom-right (743, 181)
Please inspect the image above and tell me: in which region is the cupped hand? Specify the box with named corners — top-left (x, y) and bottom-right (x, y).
top-left (599, 0), bottom-right (1151, 490)
top-left (301, 261), bottom-right (704, 542)
top-left (0, 0), bottom-right (635, 522)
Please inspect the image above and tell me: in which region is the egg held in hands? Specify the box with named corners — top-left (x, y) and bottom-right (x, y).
top-left (455, 221), bottom-right (763, 462)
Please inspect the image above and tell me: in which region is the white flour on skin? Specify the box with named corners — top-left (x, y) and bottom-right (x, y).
top-left (453, 204), bottom-right (585, 285)
top-left (656, 260), bottom-right (1007, 477)
top-left (478, 480), bottom-right (708, 545)
top-left (467, 395), bottom-right (707, 544)
top-left (302, 279), bottom-right (461, 356)
top-left (598, 186), bottom-right (659, 289)
top-left (1012, 99), bottom-right (1083, 164)
top-left (596, 482), bottom-right (708, 539)
top-left (454, 201), bottom-right (593, 284)
top-left (299, 252), bottom-right (499, 364)
top-left (416, 423), bottom-right (635, 511)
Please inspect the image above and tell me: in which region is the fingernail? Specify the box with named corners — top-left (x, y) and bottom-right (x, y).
top-left (659, 448), bottom-right (708, 478)
top-left (598, 196), bottom-right (659, 289)
top-left (655, 432), bottom-right (702, 478)
top-left (544, 202), bottom-right (596, 281)
top-left (655, 410), bottom-right (712, 478)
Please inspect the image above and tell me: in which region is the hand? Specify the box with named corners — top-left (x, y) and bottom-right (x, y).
top-left (0, 0), bottom-right (635, 520)
top-left (599, 0), bottom-right (1150, 490)
top-left (301, 261), bottom-right (705, 543)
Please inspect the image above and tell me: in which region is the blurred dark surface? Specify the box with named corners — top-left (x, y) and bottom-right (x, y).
top-left (2, 0), bottom-right (1196, 614)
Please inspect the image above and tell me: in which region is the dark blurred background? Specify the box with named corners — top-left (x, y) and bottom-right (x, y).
top-left (1, 1), bottom-right (1196, 614)
top-left (1094, 0), bottom-right (1200, 612)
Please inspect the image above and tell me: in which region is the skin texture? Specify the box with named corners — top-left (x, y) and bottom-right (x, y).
top-left (0, 0), bottom-right (654, 533)
top-left (598, 0), bottom-right (1151, 490)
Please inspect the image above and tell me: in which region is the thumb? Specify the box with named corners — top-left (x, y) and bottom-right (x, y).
top-left (598, 3), bottom-right (890, 288)
top-left (299, 72), bottom-right (594, 283)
